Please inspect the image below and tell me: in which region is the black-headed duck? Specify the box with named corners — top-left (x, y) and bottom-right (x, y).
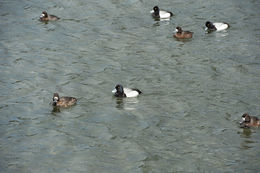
top-left (112, 84), bottom-right (142, 98)
top-left (150, 6), bottom-right (173, 19)
top-left (205, 21), bottom-right (229, 32)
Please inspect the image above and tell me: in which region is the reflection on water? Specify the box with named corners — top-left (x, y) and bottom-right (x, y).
top-left (238, 128), bottom-right (257, 150)
top-left (154, 18), bottom-right (171, 22)
top-left (205, 30), bottom-right (229, 38)
top-left (239, 128), bottom-right (252, 138)
top-left (52, 106), bottom-right (61, 113)
top-left (152, 20), bottom-right (171, 27)
top-left (174, 37), bottom-right (193, 42)
top-left (215, 31), bottom-right (229, 38)
top-left (115, 97), bottom-right (139, 110)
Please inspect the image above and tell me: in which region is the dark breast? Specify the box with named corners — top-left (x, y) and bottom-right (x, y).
top-left (208, 25), bottom-right (217, 31)
top-left (115, 92), bottom-right (126, 98)
top-left (152, 13), bottom-right (160, 18)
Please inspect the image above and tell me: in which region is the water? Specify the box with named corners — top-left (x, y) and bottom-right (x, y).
top-left (0, 0), bottom-right (260, 172)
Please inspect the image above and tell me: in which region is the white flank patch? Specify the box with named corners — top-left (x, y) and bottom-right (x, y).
top-left (159, 11), bottom-right (171, 19)
top-left (124, 88), bottom-right (139, 98)
top-left (214, 23), bottom-right (229, 31)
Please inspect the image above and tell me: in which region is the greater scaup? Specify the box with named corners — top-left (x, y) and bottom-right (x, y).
top-left (174, 26), bottom-right (193, 39)
top-left (40, 11), bottom-right (60, 21)
top-left (240, 113), bottom-right (260, 128)
top-left (112, 84), bottom-right (142, 98)
top-left (205, 21), bottom-right (229, 32)
top-left (150, 6), bottom-right (173, 19)
top-left (52, 93), bottom-right (77, 107)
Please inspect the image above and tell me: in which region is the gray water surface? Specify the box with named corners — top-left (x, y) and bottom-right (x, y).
top-left (0, 0), bottom-right (260, 172)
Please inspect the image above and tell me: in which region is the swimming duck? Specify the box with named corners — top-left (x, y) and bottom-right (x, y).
top-left (240, 113), bottom-right (260, 128)
top-left (52, 93), bottom-right (77, 107)
top-left (150, 6), bottom-right (173, 19)
top-left (205, 21), bottom-right (229, 32)
top-left (174, 26), bottom-right (193, 39)
top-left (40, 11), bottom-right (60, 21)
top-left (112, 84), bottom-right (142, 98)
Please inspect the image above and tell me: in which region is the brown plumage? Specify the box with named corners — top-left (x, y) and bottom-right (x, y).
top-left (240, 113), bottom-right (260, 128)
top-left (174, 26), bottom-right (193, 39)
top-left (40, 11), bottom-right (60, 21)
top-left (52, 93), bottom-right (77, 108)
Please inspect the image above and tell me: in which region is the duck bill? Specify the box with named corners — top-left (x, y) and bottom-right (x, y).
top-left (239, 117), bottom-right (246, 124)
top-left (239, 118), bottom-right (246, 125)
top-left (150, 10), bottom-right (154, 13)
top-left (112, 89), bottom-right (116, 94)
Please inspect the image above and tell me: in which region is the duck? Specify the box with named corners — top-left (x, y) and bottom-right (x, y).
top-left (112, 84), bottom-right (142, 98)
top-left (40, 11), bottom-right (60, 21)
top-left (205, 21), bottom-right (229, 32)
top-left (174, 26), bottom-right (193, 39)
top-left (240, 113), bottom-right (260, 128)
top-left (52, 93), bottom-right (77, 107)
top-left (150, 6), bottom-right (173, 19)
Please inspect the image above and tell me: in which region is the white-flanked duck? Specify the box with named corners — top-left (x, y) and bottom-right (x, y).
top-left (205, 21), bottom-right (229, 32)
top-left (150, 6), bottom-right (173, 19)
top-left (112, 84), bottom-right (142, 98)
